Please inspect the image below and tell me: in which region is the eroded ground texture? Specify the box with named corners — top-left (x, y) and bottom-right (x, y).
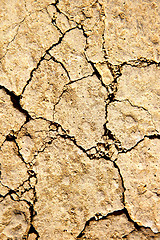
top-left (0, 0), bottom-right (160, 239)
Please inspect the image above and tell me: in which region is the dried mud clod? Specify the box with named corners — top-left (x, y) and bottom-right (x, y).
top-left (0, 0), bottom-right (160, 239)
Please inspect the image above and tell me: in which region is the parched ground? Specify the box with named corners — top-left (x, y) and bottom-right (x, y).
top-left (0, 0), bottom-right (160, 239)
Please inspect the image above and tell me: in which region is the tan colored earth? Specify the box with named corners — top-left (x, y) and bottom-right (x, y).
top-left (0, 0), bottom-right (160, 239)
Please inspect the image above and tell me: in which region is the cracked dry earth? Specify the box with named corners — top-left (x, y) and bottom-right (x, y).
top-left (0, 0), bottom-right (160, 240)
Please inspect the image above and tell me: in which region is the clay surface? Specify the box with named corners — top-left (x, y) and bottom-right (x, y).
top-left (117, 137), bottom-right (160, 233)
top-left (0, 196), bottom-right (30, 239)
top-left (0, 88), bottom-right (26, 146)
top-left (78, 213), bottom-right (134, 239)
top-left (33, 135), bottom-right (123, 239)
top-left (0, 0), bottom-right (160, 239)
